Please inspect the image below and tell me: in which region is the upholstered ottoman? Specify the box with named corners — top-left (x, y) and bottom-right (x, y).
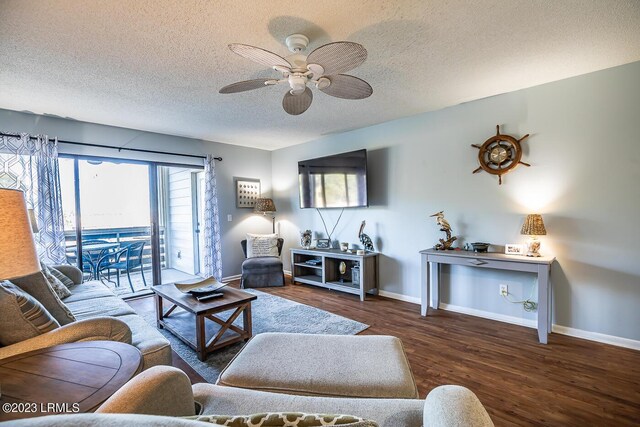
top-left (217, 332), bottom-right (419, 399)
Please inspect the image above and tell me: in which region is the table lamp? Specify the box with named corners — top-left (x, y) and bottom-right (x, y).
top-left (520, 214), bottom-right (547, 257)
top-left (254, 198), bottom-right (277, 234)
top-left (0, 189), bottom-right (41, 280)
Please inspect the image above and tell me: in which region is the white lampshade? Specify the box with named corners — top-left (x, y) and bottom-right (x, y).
top-left (0, 189), bottom-right (40, 280)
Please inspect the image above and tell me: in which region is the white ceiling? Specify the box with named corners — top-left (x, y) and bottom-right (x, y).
top-left (1, 1), bottom-right (639, 150)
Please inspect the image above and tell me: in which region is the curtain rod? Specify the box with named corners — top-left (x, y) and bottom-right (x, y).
top-left (0, 132), bottom-right (222, 161)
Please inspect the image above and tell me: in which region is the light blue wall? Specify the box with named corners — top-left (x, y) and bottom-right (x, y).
top-left (271, 61), bottom-right (640, 341)
top-left (0, 109), bottom-right (274, 278)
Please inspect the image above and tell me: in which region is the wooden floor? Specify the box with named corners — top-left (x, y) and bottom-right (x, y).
top-left (128, 280), bottom-right (640, 427)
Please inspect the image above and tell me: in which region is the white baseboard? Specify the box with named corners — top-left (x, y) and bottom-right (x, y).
top-left (222, 274), bottom-right (241, 282)
top-left (378, 290), bottom-right (421, 304)
top-left (551, 324), bottom-right (640, 351)
top-left (439, 303), bottom-right (640, 350)
top-left (439, 303), bottom-right (538, 329)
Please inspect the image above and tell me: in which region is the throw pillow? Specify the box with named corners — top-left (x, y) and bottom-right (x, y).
top-left (190, 413), bottom-right (378, 427)
top-left (246, 233), bottom-right (279, 258)
top-left (48, 266), bottom-right (76, 289)
top-left (9, 271), bottom-right (76, 325)
top-left (41, 264), bottom-right (72, 300)
top-left (0, 280), bottom-right (60, 346)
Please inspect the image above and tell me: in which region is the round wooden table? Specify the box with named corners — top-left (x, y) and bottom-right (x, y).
top-left (0, 340), bottom-right (142, 421)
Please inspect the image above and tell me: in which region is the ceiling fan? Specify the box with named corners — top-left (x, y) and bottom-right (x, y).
top-left (219, 34), bottom-right (373, 115)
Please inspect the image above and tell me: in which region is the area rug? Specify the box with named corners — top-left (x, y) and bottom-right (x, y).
top-left (137, 289), bottom-right (369, 383)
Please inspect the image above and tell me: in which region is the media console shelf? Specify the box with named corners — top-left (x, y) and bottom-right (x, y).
top-left (290, 248), bottom-right (379, 301)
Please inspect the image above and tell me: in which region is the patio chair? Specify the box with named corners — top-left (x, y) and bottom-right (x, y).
top-left (66, 252), bottom-right (95, 281)
top-left (82, 239), bottom-right (118, 279)
top-left (97, 241), bottom-right (147, 293)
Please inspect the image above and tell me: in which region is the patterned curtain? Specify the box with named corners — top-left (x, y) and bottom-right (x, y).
top-left (0, 133), bottom-right (67, 264)
top-left (203, 154), bottom-right (222, 279)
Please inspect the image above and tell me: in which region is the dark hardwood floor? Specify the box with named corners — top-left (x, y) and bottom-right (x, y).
top-left (128, 280), bottom-right (640, 426)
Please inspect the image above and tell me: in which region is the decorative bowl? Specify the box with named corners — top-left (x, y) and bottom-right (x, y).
top-left (470, 242), bottom-right (490, 252)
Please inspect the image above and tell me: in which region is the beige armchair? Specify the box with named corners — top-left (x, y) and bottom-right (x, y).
top-left (4, 366), bottom-right (493, 427)
top-left (0, 316), bottom-right (132, 360)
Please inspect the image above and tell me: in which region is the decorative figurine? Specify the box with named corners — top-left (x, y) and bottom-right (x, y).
top-left (338, 261), bottom-right (347, 283)
top-left (430, 211), bottom-right (457, 250)
top-left (300, 229), bottom-right (312, 249)
top-left (358, 221), bottom-right (374, 251)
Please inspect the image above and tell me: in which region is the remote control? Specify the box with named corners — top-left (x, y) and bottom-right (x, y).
top-left (196, 293), bottom-right (223, 301)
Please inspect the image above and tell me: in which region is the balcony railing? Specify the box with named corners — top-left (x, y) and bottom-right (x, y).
top-left (64, 226), bottom-right (166, 271)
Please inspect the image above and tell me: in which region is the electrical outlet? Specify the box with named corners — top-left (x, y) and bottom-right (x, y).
top-left (499, 284), bottom-right (508, 296)
top-left (227, 214), bottom-right (232, 222)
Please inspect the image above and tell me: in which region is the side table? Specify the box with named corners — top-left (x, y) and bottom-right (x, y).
top-left (0, 340), bottom-right (142, 421)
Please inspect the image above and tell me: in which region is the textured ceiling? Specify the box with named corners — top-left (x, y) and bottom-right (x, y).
top-left (1, 0), bottom-right (639, 150)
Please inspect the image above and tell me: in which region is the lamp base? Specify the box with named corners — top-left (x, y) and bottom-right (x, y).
top-left (525, 238), bottom-right (542, 257)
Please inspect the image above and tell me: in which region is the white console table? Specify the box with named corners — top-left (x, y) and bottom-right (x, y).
top-left (419, 249), bottom-right (555, 344)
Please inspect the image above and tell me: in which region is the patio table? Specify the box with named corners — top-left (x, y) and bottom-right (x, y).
top-left (67, 242), bottom-right (119, 279)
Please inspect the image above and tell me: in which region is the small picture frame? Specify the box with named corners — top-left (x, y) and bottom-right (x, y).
top-left (505, 244), bottom-right (525, 255)
top-left (316, 239), bottom-right (331, 249)
top-left (235, 178), bottom-right (261, 208)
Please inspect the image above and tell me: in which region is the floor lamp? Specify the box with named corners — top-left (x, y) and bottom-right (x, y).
top-left (254, 198), bottom-right (277, 234)
top-left (0, 189), bottom-right (41, 281)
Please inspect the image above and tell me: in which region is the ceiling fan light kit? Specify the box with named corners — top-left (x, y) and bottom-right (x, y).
top-left (220, 33), bottom-right (373, 115)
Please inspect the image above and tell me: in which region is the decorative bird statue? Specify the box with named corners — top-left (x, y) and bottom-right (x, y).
top-left (430, 211), bottom-right (457, 250)
top-left (358, 220), bottom-right (374, 251)
top-left (430, 211), bottom-right (451, 232)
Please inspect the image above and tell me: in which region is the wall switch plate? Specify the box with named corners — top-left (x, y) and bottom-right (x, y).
top-left (499, 284), bottom-right (508, 296)
top-left (227, 214), bottom-right (232, 222)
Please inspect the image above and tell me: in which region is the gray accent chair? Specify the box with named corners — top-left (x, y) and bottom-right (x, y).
top-left (240, 238), bottom-right (285, 288)
top-left (3, 365), bottom-right (494, 427)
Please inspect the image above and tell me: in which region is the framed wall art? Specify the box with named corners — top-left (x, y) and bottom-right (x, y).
top-left (505, 244), bottom-right (525, 255)
top-left (235, 178), bottom-right (261, 208)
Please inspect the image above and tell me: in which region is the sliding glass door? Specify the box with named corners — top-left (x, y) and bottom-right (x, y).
top-left (157, 165), bottom-right (204, 285)
top-left (59, 157), bottom-right (157, 297)
top-left (59, 155), bottom-right (204, 297)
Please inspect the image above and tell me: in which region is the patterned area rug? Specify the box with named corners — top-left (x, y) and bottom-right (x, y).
top-left (137, 289), bottom-right (369, 383)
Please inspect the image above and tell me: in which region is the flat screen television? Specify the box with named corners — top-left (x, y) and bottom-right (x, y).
top-left (298, 149), bottom-right (368, 209)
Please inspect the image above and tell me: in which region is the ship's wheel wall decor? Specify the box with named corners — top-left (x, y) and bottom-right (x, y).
top-left (471, 125), bottom-right (530, 185)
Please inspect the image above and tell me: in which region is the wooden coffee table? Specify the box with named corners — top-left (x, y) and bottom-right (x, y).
top-left (0, 340), bottom-right (142, 421)
top-left (152, 283), bottom-right (257, 361)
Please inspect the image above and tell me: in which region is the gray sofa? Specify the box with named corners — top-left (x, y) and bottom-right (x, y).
top-left (4, 365), bottom-right (495, 427)
top-left (0, 265), bottom-right (171, 369)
